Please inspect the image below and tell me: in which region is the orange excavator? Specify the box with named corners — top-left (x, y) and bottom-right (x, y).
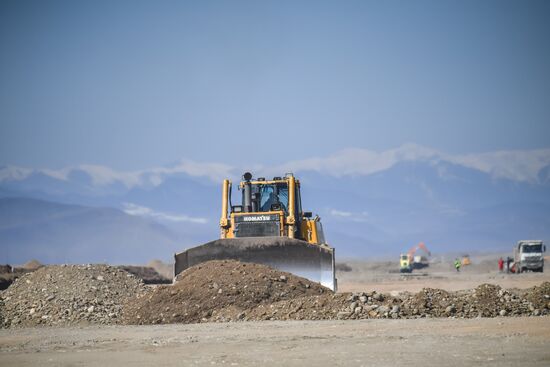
top-left (400, 242), bottom-right (431, 273)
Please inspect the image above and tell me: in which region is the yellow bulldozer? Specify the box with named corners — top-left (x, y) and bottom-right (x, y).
top-left (174, 172), bottom-right (337, 290)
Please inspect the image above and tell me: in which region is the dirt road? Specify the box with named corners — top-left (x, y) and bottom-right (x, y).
top-left (1, 317), bottom-right (549, 366)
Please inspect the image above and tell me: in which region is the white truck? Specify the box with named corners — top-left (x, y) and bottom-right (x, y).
top-left (514, 240), bottom-right (546, 273)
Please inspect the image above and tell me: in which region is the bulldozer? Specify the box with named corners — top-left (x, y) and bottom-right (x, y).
top-left (174, 172), bottom-right (337, 291)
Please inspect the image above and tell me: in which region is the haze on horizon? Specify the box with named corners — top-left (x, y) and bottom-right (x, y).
top-left (1, 0), bottom-right (549, 171)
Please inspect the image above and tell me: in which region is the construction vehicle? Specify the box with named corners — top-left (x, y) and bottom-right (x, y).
top-left (174, 172), bottom-right (337, 290)
top-left (400, 242), bottom-right (431, 273)
top-left (514, 240), bottom-right (545, 273)
top-left (399, 254), bottom-right (412, 273)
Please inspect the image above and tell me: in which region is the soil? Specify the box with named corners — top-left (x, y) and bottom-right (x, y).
top-left (122, 260), bottom-right (328, 324)
top-left (1, 317), bottom-right (549, 367)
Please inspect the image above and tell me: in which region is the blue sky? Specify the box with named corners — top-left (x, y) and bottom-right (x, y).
top-left (1, 0), bottom-right (549, 170)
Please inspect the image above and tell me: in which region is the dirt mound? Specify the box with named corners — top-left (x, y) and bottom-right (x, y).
top-left (228, 283), bottom-right (550, 322)
top-left (401, 288), bottom-right (456, 317)
top-left (524, 281), bottom-right (550, 311)
top-left (1, 264), bottom-right (146, 328)
top-left (20, 259), bottom-right (43, 270)
top-left (122, 260), bottom-right (329, 324)
top-left (2, 260), bottom-right (548, 328)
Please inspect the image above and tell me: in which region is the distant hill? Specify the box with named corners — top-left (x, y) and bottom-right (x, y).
top-left (1, 145), bottom-right (550, 260)
top-left (0, 197), bottom-right (195, 265)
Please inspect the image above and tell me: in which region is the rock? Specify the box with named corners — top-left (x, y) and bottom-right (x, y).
top-left (337, 311), bottom-right (352, 319)
top-left (378, 305), bottom-right (389, 314)
top-left (350, 302), bottom-right (358, 311)
top-left (499, 310), bottom-right (507, 316)
top-left (533, 309), bottom-right (540, 316)
top-left (391, 305), bottom-right (400, 314)
top-left (354, 307), bottom-right (362, 315)
top-left (279, 275), bottom-right (287, 282)
top-left (96, 275), bottom-right (104, 281)
top-left (445, 305), bottom-right (456, 314)
top-left (359, 296), bottom-right (368, 303)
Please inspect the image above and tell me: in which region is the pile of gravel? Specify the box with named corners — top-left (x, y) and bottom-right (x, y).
top-left (330, 283), bottom-right (549, 320)
top-left (211, 283), bottom-right (550, 322)
top-left (0, 264), bottom-right (146, 328)
top-left (2, 260), bottom-right (549, 328)
top-left (122, 260), bottom-right (328, 324)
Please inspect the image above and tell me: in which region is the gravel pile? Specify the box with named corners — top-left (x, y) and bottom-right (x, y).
top-left (2, 260), bottom-right (549, 328)
top-left (122, 260), bottom-right (328, 324)
top-left (236, 283), bottom-right (550, 322)
top-left (0, 264), bottom-right (146, 328)
top-left (331, 283), bottom-right (549, 320)
top-left (524, 282), bottom-right (550, 311)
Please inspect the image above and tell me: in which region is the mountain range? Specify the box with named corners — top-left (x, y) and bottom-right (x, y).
top-left (1, 144), bottom-right (549, 264)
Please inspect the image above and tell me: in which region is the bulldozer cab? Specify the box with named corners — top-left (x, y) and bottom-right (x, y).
top-left (175, 172), bottom-right (336, 291)
top-left (220, 173), bottom-right (327, 246)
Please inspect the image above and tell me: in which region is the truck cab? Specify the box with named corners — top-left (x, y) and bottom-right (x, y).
top-left (400, 254), bottom-right (411, 273)
top-left (514, 240), bottom-right (546, 273)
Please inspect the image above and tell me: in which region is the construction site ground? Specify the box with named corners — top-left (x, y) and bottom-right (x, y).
top-left (338, 257), bottom-right (550, 293)
top-left (1, 257), bottom-right (550, 366)
top-left (1, 317), bottom-right (549, 367)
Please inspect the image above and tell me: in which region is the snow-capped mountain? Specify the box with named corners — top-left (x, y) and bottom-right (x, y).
top-left (1, 144), bottom-right (549, 263)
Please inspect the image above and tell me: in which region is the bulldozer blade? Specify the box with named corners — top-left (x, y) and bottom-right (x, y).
top-left (174, 237), bottom-right (337, 291)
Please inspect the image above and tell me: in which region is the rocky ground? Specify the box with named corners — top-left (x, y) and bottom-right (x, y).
top-left (1, 260), bottom-right (550, 329)
top-left (122, 260), bottom-right (549, 324)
